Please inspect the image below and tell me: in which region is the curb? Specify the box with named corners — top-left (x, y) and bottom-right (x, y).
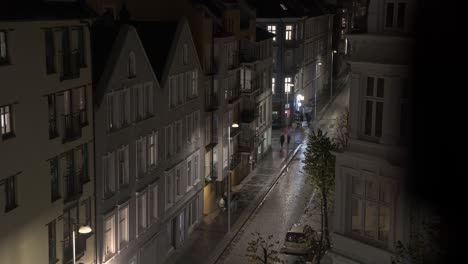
top-left (208, 143), bottom-right (304, 264)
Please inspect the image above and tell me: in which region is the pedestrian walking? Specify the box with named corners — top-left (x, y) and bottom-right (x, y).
top-left (280, 134), bottom-right (285, 148)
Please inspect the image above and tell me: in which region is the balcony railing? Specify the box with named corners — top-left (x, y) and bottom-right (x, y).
top-left (63, 233), bottom-right (87, 264)
top-left (64, 169), bottom-right (83, 203)
top-left (241, 109), bottom-right (257, 124)
top-left (60, 50), bottom-right (81, 81)
top-left (229, 152), bottom-right (241, 170)
top-left (63, 113), bottom-right (82, 143)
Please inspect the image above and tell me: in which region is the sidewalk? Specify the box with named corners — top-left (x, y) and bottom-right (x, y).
top-left (165, 128), bottom-right (307, 264)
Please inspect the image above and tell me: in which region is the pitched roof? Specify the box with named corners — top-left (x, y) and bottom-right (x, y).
top-left (0, 0), bottom-right (96, 21)
top-left (256, 27), bottom-right (275, 41)
top-left (129, 21), bottom-right (179, 82)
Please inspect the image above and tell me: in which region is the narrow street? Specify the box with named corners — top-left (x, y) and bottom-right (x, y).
top-left (215, 81), bottom-right (350, 264)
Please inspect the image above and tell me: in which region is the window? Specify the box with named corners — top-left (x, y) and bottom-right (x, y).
top-left (3, 175), bottom-right (17, 212)
top-left (63, 205), bottom-right (79, 261)
top-left (44, 29), bottom-right (56, 74)
top-left (103, 152), bottom-right (115, 197)
top-left (137, 191), bottom-right (148, 234)
top-left (267, 25), bottom-right (276, 41)
top-left (134, 85), bottom-right (144, 121)
top-left (400, 79), bottom-right (409, 144)
top-left (119, 205), bottom-right (129, 248)
top-left (285, 25), bottom-right (293, 40)
top-left (188, 197), bottom-right (198, 228)
top-left (0, 31), bottom-right (8, 64)
top-left (50, 158), bottom-right (61, 202)
top-left (205, 116), bottom-right (211, 144)
top-left (128, 52), bottom-right (136, 78)
top-left (186, 113), bottom-right (193, 144)
top-left (107, 94), bottom-right (115, 130)
top-left (78, 87), bottom-right (87, 125)
top-left (175, 167), bottom-right (182, 199)
top-left (104, 214), bottom-right (116, 260)
top-left (385, 1), bottom-right (406, 29)
top-left (351, 174), bottom-right (393, 243)
top-left (169, 76), bottom-right (177, 107)
top-left (194, 154), bottom-right (199, 184)
top-left (77, 26), bottom-right (86, 67)
top-left (117, 146), bottom-right (129, 187)
top-left (136, 137), bottom-right (147, 177)
top-left (284, 77), bottom-right (292, 93)
top-left (81, 144), bottom-right (89, 183)
top-left (166, 171), bottom-right (174, 208)
top-left (1, 105), bottom-right (14, 138)
top-left (144, 82), bottom-right (154, 116)
top-left (272, 77), bottom-right (275, 94)
top-left (118, 89), bottom-right (130, 126)
top-left (165, 125), bottom-right (173, 159)
top-left (192, 70), bottom-right (198, 97)
top-left (183, 43), bottom-right (188, 65)
top-left (150, 184), bottom-right (159, 222)
top-left (187, 158), bottom-right (192, 188)
top-left (194, 111), bottom-right (200, 141)
top-left (48, 220), bottom-right (58, 264)
top-left (364, 77), bottom-right (384, 138)
top-left (148, 132), bottom-right (158, 168)
top-left (175, 121), bottom-right (182, 152)
top-left (48, 95), bottom-right (58, 139)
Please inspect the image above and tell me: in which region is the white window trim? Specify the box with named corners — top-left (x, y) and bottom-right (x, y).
top-left (103, 210), bottom-right (117, 262)
top-left (186, 155), bottom-right (193, 192)
top-left (117, 201), bottom-right (130, 252)
top-left (150, 182), bottom-right (159, 224)
top-left (361, 76), bottom-right (385, 139)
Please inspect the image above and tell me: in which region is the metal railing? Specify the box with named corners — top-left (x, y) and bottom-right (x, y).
top-left (64, 169), bottom-right (83, 203)
top-left (63, 113), bottom-right (82, 142)
top-left (61, 50), bottom-right (81, 81)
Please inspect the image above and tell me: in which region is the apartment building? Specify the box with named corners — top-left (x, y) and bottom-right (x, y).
top-left (325, 0), bottom-right (415, 263)
top-left (256, 0), bottom-right (334, 128)
top-left (91, 17), bottom-right (204, 264)
top-left (0, 1), bottom-right (96, 264)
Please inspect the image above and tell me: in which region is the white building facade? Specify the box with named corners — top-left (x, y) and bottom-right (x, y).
top-left (325, 0), bottom-right (415, 263)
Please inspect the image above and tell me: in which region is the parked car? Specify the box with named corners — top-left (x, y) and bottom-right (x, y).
top-left (280, 224), bottom-right (318, 255)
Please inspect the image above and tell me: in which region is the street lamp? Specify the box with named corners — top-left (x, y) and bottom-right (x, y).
top-left (227, 122), bottom-right (239, 233)
top-left (315, 62), bottom-right (322, 119)
top-left (72, 224), bottom-right (92, 264)
top-left (330, 50), bottom-right (337, 98)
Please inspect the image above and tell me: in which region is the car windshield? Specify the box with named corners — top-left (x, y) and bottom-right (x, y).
top-left (286, 232), bottom-right (306, 243)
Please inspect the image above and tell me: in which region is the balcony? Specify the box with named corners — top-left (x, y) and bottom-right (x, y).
top-left (229, 152), bottom-right (241, 171)
top-left (205, 134), bottom-right (219, 150)
top-left (227, 51), bottom-right (239, 71)
top-left (60, 50), bottom-right (81, 81)
top-left (241, 109), bottom-right (258, 124)
top-left (62, 113), bottom-right (82, 143)
top-left (63, 233), bottom-right (87, 264)
top-left (64, 169), bottom-right (83, 204)
top-left (240, 80), bottom-right (259, 95)
top-left (227, 89), bottom-right (241, 105)
top-left (205, 164), bottom-right (218, 182)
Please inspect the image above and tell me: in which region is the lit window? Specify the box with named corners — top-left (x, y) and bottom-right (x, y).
top-left (272, 77), bottom-right (275, 94)
top-left (284, 77), bottom-right (292, 93)
top-left (104, 214), bottom-right (116, 260)
top-left (285, 25), bottom-right (293, 40)
top-left (1, 105), bottom-right (13, 137)
top-left (267, 25), bottom-right (276, 41)
top-left (118, 205), bottom-right (129, 248)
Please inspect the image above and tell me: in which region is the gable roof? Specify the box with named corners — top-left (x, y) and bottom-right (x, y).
top-left (0, 0), bottom-right (96, 21)
top-left (256, 27), bottom-right (275, 42)
top-left (129, 21), bottom-right (179, 83)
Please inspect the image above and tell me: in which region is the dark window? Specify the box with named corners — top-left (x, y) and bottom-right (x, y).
top-left (1, 105), bottom-right (14, 139)
top-left (5, 175), bottom-right (17, 212)
top-left (81, 144), bottom-right (89, 183)
top-left (366, 77), bottom-right (374, 96)
top-left (364, 101), bottom-right (373, 136)
top-left (45, 29), bottom-right (56, 74)
top-left (48, 220), bottom-right (58, 264)
top-left (375, 102), bottom-right (384, 137)
top-left (48, 95), bottom-right (58, 139)
top-left (397, 3), bottom-right (406, 28)
top-left (50, 158), bottom-right (60, 202)
top-left (0, 31), bottom-right (8, 64)
top-left (385, 3), bottom-right (394, 27)
top-left (79, 87), bottom-right (87, 126)
top-left (377, 78), bottom-right (384, 97)
top-left (77, 27), bottom-right (86, 67)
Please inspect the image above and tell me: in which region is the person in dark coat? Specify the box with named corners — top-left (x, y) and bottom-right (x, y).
top-left (280, 134), bottom-right (285, 148)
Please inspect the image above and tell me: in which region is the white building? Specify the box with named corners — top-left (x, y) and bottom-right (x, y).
top-left (92, 18), bottom-right (204, 264)
top-left (325, 0), bottom-right (415, 263)
top-left (0, 1), bottom-right (96, 264)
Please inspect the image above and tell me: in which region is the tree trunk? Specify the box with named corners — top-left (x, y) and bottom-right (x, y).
top-left (323, 191), bottom-right (330, 249)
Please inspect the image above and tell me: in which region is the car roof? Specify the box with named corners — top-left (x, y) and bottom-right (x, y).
top-left (287, 223), bottom-right (309, 233)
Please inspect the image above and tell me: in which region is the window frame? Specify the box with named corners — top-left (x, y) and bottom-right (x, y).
top-left (118, 202), bottom-right (130, 250)
top-left (267, 25), bottom-right (276, 41)
top-left (3, 175), bottom-right (18, 212)
top-left (136, 189), bottom-right (148, 236)
top-left (285, 25), bottom-right (293, 40)
top-left (1, 104), bottom-right (14, 139)
top-left (362, 76), bottom-right (385, 139)
top-left (103, 212), bottom-right (116, 261)
top-left (0, 30), bottom-right (9, 64)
